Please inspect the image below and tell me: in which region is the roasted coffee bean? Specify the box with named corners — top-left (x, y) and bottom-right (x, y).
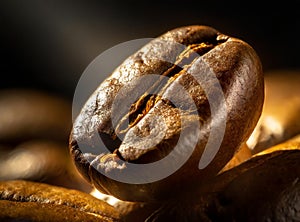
top-left (0, 140), bottom-right (92, 192)
top-left (210, 134), bottom-right (300, 194)
top-left (247, 70), bottom-right (300, 154)
top-left (0, 89), bottom-right (91, 192)
top-left (70, 25), bottom-right (264, 202)
top-left (213, 137), bottom-right (300, 222)
top-left (145, 135), bottom-right (300, 221)
top-left (0, 201), bottom-right (114, 222)
top-left (0, 180), bottom-right (120, 222)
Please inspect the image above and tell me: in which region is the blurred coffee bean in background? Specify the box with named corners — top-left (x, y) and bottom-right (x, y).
top-left (247, 70), bottom-right (300, 154)
top-left (0, 89), bottom-right (71, 144)
top-left (0, 89), bottom-right (92, 192)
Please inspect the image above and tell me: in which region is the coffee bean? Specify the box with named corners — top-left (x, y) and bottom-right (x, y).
top-left (70, 25), bottom-right (264, 202)
top-left (146, 135), bottom-right (300, 221)
top-left (0, 180), bottom-right (120, 222)
top-left (247, 70), bottom-right (300, 154)
top-left (0, 89), bottom-right (90, 192)
top-left (214, 138), bottom-right (300, 222)
top-left (0, 140), bottom-right (92, 192)
top-left (0, 89), bottom-right (72, 144)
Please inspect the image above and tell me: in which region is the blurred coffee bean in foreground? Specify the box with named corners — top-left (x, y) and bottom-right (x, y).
top-left (0, 180), bottom-right (120, 222)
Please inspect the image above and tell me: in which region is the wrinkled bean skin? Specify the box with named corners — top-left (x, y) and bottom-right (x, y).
top-left (70, 25), bottom-right (264, 202)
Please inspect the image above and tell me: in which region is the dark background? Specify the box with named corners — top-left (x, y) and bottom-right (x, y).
top-left (1, 1), bottom-right (299, 101)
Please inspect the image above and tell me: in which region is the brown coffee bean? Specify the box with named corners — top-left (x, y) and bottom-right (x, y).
top-left (0, 89), bottom-right (72, 144)
top-left (0, 180), bottom-right (120, 222)
top-left (0, 200), bottom-right (113, 222)
top-left (0, 140), bottom-right (92, 192)
top-left (213, 138), bottom-right (300, 222)
top-left (0, 89), bottom-right (88, 191)
top-left (202, 134), bottom-right (300, 195)
top-left (247, 70), bottom-right (300, 154)
top-left (70, 25), bottom-right (264, 202)
top-left (146, 135), bottom-right (300, 221)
